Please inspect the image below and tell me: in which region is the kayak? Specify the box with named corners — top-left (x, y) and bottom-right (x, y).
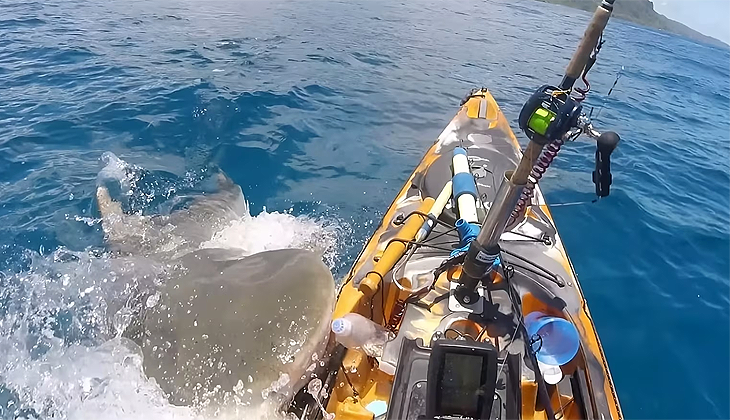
top-left (285, 1), bottom-right (623, 418)
top-left (301, 89), bottom-right (622, 420)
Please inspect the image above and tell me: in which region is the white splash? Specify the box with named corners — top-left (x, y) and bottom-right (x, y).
top-left (0, 154), bottom-right (344, 420)
top-left (96, 151), bottom-right (139, 197)
top-left (201, 210), bottom-right (340, 269)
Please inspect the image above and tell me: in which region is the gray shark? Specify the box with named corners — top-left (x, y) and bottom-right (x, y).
top-left (95, 171), bottom-right (335, 410)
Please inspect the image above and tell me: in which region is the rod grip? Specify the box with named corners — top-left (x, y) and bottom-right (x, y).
top-left (562, 2), bottom-right (613, 87)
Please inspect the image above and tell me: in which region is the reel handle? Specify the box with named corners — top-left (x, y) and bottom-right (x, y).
top-left (593, 131), bottom-right (620, 197)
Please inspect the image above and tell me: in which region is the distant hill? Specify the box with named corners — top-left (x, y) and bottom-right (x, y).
top-left (535, 0), bottom-right (728, 48)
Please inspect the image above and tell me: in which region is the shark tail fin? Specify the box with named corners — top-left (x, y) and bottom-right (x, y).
top-left (96, 185), bottom-right (123, 218)
top-left (96, 185), bottom-right (130, 243)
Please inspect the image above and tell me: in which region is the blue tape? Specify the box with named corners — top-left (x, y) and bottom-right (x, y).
top-left (453, 147), bottom-right (468, 156)
top-left (450, 244), bottom-right (470, 258)
top-left (452, 172), bottom-right (478, 200)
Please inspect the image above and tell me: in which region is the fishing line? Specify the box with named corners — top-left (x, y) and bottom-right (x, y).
top-left (550, 200), bottom-right (594, 207)
top-left (550, 197), bottom-right (601, 207)
top-left (606, 66), bottom-right (624, 96)
top-left (593, 66), bottom-right (624, 121)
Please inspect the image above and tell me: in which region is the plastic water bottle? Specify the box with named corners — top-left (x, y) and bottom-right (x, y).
top-left (331, 313), bottom-right (394, 358)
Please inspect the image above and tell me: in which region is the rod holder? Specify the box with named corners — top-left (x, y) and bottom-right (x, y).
top-left (456, 170), bottom-right (525, 304)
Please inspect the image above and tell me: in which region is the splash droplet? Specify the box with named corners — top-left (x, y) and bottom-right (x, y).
top-left (146, 292), bottom-right (160, 308)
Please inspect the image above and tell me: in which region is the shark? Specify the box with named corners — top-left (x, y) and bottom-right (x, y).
top-left (95, 163), bottom-right (335, 411)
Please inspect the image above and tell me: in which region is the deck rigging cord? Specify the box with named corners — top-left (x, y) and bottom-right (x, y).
top-left (336, 208), bottom-right (457, 303)
top-left (363, 210), bottom-right (460, 324)
top-left (339, 359), bottom-right (360, 402)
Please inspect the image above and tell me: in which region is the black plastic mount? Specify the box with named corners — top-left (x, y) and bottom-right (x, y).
top-left (385, 338), bottom-right (517, 420)
top-left (455, 242), bottom-right (500, 306)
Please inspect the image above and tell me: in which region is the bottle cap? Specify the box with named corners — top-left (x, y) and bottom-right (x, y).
top-left (331, 318), bottom-right (351, 336)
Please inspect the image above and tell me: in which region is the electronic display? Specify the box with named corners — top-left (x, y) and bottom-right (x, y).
top-left (438, 353), bottom-right (484, 417)
top-left (426, 340), bottom-right (498, 419)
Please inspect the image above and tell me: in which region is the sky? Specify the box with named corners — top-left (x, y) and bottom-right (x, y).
top-left (651, 0), bottom-right (730, 44)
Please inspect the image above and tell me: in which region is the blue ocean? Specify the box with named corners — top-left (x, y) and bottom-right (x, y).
top-left (0, 0), bottom-right (728, 418)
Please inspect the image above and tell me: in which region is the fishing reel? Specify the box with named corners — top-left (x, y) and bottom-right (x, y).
top-left (518, 85), bottom-right (582, 146)
top-left (518, 85), bottom-right (620, 198)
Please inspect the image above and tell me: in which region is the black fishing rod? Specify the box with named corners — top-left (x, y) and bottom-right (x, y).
top-left (456, 0), bottom-right (620, 304)
top-left (456, 0), bottom-right (621, 303)
top-left (453, 1), bottom-right (623, 419)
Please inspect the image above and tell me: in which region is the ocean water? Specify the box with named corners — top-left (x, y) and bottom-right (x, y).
top-left (0, 0), bottom-right (728, 418)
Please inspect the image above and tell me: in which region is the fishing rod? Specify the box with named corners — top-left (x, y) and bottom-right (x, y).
top-left (456, 0), bottom-right (620, 301)
top-left (453, 1), bottom-right (623, 417)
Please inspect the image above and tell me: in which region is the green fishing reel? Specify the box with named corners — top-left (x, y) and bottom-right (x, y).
top-left (518, 85), bottom-right (582, 145)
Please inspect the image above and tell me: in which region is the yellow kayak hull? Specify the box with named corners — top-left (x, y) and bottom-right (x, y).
top-left (327, 89), bottom-right (621, 420)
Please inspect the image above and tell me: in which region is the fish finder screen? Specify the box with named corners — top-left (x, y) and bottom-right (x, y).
top-left (438, 353), bottom-right (484, 416)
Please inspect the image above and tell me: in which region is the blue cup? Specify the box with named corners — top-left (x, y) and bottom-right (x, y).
top-left (524, 312), bottom-right (580, 366)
